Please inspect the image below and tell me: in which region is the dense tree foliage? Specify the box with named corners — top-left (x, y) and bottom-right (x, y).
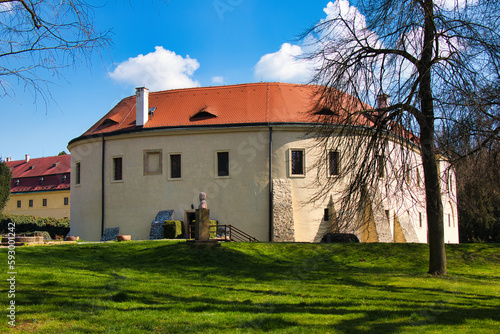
top-left (0, 161), bottom-right (12, 213)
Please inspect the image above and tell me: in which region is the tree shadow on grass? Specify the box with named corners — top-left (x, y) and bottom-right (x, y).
top-left (10, 242), bottom-right (500, 333)
top-left (16, 273), bottom-right (500, 334)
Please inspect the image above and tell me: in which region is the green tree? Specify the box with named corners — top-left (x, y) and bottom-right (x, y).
top-left (0, 161), bottom-right (12, 213)
top-left (305, 0), bottom-right (500, 275)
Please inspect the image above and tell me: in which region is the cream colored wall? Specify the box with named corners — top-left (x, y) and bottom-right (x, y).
top-left (70, 128), bottom-right (271, 241)
top-left (440, 159), bottom-right (459, 244)
top-left (270, 127), bottom-right (459, 244)
top-left (68, 125), bottom-right (459, 243)
top-left (68, 139), bottom-right (104, 240)
top-left (271, 128), bottom-right (329, 242)
top-left (3, 190), bottom-right (70, 219)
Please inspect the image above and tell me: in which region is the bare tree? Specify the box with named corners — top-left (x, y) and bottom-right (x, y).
top-left (0, 0), bottom-right (110, 104)
top-left (304, 0), bottom-right (500, 275)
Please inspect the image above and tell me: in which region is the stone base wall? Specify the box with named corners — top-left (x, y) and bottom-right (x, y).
top-left (272, 179), bottom-right (295, 242)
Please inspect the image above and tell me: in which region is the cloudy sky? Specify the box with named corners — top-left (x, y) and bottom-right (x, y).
top-left (1, 0), bottom-right (468, 160)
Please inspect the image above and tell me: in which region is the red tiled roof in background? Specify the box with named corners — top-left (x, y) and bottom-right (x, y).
top-left (82, 82), bottom-right (370, 137)
top-left (5, 155), bottom-right (70, 193)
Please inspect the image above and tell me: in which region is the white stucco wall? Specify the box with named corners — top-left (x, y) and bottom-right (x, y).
top-left (68, 125), bottom-right (459, 243)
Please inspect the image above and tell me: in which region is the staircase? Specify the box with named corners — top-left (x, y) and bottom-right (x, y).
top-left (212, 224), bottom-right (259, 242)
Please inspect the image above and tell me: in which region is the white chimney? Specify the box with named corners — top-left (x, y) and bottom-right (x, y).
top-left (25, 154), bottom-right (30, 162)
top-left (5, 156), bottom-right (11, 162)
top-left (136, 87), bottom-right (149, 127)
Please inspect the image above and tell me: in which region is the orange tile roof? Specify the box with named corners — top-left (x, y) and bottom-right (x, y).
top-left (80, 82), bottom-right (370, 138)
top-left (6, 155), bottom-right (70, 193)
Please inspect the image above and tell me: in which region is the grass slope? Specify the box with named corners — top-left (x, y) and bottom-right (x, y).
top-left (1, 242), bottom-right (499, 333)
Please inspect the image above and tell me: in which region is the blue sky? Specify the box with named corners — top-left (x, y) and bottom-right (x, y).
top-left (0, 0), bottom-right (469, 161)
top-left (2, 0), bottom-right (344, 160)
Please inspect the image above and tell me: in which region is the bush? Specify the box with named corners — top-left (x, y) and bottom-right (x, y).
top-left (163, 220), bottom-right (184, 239)
top-left (0, 213), bottom-right (70, 239)
top-left (321, 233), bottom-right (360, 243)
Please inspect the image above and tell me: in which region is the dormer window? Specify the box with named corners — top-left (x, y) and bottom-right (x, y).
top-left (148, 107), bottom-right (157, 117)
top-left (314, 107), bottom-right (337, 116)
top-left (190, 106), bottom-right (217, 122)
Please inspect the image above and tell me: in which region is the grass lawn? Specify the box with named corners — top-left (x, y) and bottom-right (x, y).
top-left (1, 241), bottom-right (499, 333)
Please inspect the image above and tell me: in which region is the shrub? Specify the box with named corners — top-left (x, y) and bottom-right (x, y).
top-left (0, 213), bottom-right (70, 239)
top-left (163, 220), bottom-right (184, 239)
top-left (320, 233), bottom-right (360, 243)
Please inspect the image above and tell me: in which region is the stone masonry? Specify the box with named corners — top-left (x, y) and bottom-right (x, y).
top-left (272, 179), bottom-right (295, 242)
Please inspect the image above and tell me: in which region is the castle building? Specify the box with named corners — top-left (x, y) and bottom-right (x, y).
top-left (68, 83), bottom-right (459, 243)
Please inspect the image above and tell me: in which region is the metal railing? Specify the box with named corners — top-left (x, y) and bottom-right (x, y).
top-left (188, 224), bottom-right (258, 242)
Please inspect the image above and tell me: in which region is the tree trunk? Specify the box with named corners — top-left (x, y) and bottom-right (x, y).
top-left (420, 0), bottom-right (447, 275)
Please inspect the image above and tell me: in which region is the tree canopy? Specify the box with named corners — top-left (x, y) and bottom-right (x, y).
top-left (0, 161), bottom-right (12, 213)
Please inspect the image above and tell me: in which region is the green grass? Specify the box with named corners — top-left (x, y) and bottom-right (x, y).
top-left (1, 241), bottom-right (499, 333)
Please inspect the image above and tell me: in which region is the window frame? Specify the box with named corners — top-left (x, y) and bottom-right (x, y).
top-left (112, 156), bottom-right (123, 182)
top-left (64, 197), bottom-right (69, 206)
top-left (29, 199), bottom-right (33, 208)
top-left (289, 148), bottom-right (306, 177)
top-left (169, 153), bottom-right (182, 180)
top-left (143, 150), bottom-right (163, 176)
top-left (376, 154), bottom-right (385, 178)
top-left (216, 150), bottom-right (230, 178)
top-left (17, 200), bottom-right (21, 208)
top-left (75, 161), bottom-right (81, 185)
top-left (328, 150), bottom-right (340, 177)
top-left (42, 198), bottom-right (47, 207)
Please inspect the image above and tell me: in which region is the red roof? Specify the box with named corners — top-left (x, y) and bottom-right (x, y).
top-left (80, 82), bottom-right (370, 137)
top-left (6, 155), bottom-right (70, 193)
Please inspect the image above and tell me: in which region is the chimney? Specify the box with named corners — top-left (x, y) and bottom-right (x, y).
top-left (136, 87), bottom-right (149, 127)
top-left (377, 93), bottom-right (390, 109)
top-left (5, 156), bottom-right (11, 162)
top-left (25, 154), bottom-right (30, 162)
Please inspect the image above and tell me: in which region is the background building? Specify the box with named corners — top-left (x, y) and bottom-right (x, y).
top-left (4, 155), bottom-right (71, 219)
top-left (68, 83), bottom-right (459, 243)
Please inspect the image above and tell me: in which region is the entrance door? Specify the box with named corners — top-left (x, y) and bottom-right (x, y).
top-left (184, 210), bottom-right (195, 239)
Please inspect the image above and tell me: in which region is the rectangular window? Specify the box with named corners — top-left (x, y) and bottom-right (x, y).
top-left (42, 198), bottom-right (47, 207)
top-left (17, 200), bottom-right (21, 208)
top-left (75, 162), bottom-right (81, 185)
top-left (144, 150), bottom-right (162, 175)
top-left (291, 149), bottom-right (305, 176)
top-left (217, 151), bottom-right (229, 177)
top-left (29, 199), bottom-right (33, 207)
top-left (448, 214), bottom-right (451, 227)
top-left (170, 154), bottom-right (182, 179)
top-left (64, 197), bottom-right (69, 206)
top-left (376, 155), bottom-right (385, 178)
top-left (113, 157), bottom-right (123, 181)
top-left (328, 151), bottom-right (340, 176)
top-left (419, 212), bottom-right (423, 228)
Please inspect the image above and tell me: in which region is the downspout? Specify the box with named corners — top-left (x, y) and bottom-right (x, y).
top-left (268, 126), bottom-right (273, 242)
top-left (101, 136), bottom-right (106, 238)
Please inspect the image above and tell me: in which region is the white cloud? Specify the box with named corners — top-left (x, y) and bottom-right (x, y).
top-left (436, 0), bottom-right (479, 10)
top-left (254, 43), bottom-right (314, 83)
top-left (109, 46), bottom-right (200, 91)
top-left (212, 76), bottom-right (225, 84)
